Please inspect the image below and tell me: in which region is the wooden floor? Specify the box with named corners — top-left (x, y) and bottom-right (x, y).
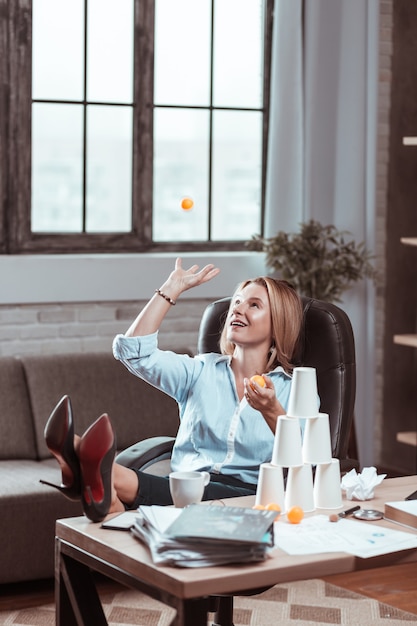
top-left (323, 562), bottom-right (417, 615)
top-left (1, 563), bottom-right (417, 616)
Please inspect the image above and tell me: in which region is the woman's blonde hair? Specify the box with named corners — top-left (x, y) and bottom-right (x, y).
top-left (219, 277), bottom-right (303, 374)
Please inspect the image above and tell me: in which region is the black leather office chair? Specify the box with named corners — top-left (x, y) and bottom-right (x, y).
top-left (116, 295), bottom-right (358, 626)
top-left (117, 295), bottom-right (358, 473)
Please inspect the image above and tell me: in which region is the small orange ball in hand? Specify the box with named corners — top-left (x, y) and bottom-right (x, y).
top-left (287, 506), bottom-right (304, 524)
top-left (181, 197), bottom-right (194, 211)
top-left (250, 374), bottom-right (266, 389)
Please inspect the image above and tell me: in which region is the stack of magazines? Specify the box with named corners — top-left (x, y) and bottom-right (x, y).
top-left (131, 503), bottom-right (277, 567)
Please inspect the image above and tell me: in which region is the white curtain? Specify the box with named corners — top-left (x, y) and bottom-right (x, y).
top-left (265, 0), bottom-right (380, 466)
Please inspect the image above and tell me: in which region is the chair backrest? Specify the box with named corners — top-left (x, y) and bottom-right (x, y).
top-left (197, 296), bottom-right (356, 462)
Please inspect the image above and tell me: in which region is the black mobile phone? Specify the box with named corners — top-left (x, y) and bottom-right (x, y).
top-left (405, 489), bottom-right (417, 501)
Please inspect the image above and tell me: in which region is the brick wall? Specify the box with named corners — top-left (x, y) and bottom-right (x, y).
top-left (0, 298), bottom-right (213, 357)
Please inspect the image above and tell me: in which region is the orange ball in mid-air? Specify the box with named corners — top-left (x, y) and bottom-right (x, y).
top-left (181, 197), bottom-right (194, 211)
top-left (250, 374), bottom-right (266, 389)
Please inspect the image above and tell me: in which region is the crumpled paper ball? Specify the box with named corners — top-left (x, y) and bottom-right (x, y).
top-left (341, 466), bottom-right (387, 501)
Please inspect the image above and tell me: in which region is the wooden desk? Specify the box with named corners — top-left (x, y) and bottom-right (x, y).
top-left (55, 475), bottom-right (417, 626)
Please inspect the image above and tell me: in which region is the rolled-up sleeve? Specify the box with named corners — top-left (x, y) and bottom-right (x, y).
top-left (113, 332), bottom-right (158, 360)
top-left (112, 332), bottom-right (198, 405)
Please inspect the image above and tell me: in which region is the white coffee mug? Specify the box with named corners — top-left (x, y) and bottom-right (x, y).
top-left (169, 471), bottom-right (210, 508)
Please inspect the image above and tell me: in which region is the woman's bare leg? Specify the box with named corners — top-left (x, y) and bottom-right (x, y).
top-left (110, 463), bottom-right (140, 512)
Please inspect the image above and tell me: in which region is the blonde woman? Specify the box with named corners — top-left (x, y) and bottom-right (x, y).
top-left (42, 258), bottom-right (305, 521)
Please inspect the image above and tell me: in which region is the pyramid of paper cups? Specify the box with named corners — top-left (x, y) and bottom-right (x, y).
top-left (255, 367), bottom-right (342, 513)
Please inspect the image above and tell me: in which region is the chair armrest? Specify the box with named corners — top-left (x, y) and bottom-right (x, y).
top-left (340, 458), bottom-right (360, 474)
top-left (115, 436), bottom-right (175, 471)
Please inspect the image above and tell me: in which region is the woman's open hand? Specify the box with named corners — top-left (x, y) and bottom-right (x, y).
top-left (164, 257), bottom-right (220, 298)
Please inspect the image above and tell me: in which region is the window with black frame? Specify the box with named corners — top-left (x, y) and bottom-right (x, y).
top-left (1, 0), bottom-right (273, 254)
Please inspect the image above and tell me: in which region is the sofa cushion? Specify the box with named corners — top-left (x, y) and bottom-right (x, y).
top-left (20, 352), bottom-right (180, 459)
top-left (0, 358), bottom-right (37, 460)
top-left (0, 459), bottom-right (83, 584)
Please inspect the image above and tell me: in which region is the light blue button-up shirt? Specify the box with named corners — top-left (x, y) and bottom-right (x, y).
top-left (113, 332), bottom-right (296, 485)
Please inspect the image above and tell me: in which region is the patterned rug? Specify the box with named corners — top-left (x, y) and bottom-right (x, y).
top-left (1, 578), bottom-right (416, 626)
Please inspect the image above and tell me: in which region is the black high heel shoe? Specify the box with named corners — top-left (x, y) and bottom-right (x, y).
top-left (40, 395), bottom-right (81, 501)
top-left (78, 413), bottom-right (116, 523)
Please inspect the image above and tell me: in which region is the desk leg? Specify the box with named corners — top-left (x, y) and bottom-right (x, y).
top-left (55, 538), bottom-right (210, 626)
top-left (55, 539), bottom-right (108, 626)
top-left (174, 597), bottom-right (210, 626)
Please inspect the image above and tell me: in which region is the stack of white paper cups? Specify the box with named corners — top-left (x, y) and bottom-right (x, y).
top-left (269, 367), bottom-right (320, 513)
top-left (270, 414), bottom-right (316, 512)
top-left (256, 416), bottom-right (303, 512)
top-left (257, 367), bottom-right (342, 515)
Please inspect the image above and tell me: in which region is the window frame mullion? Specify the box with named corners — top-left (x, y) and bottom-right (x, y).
top-left (0, 0), bottom-right (10, 253)
top-left (260, 0), bottom-right (274, 237)
top-left (7, 0), bottom-right (32, 254)
top-left (132, 0), bottom-right (154, 248)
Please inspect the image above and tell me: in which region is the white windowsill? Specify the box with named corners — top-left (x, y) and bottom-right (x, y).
top-left (0, 252), bottom-right (267, 305)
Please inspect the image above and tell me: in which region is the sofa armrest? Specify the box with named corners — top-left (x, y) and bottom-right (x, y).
top-left (115, 436), bottom-right (175, 472)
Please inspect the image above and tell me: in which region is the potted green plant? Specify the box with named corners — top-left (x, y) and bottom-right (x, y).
top-left (246, 220), bottom-right (377, 303)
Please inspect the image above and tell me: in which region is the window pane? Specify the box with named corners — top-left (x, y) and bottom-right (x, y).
top-left (154, 0), bottom-right (211, 106)
top-left (87, 0), bottom-right (134, 103)
top-left (32, 104), bottom-right (83, 232)
top-left (213, 0), bottom-right (264, 108)
top-left (153, 109), bottom-right (209, 241)
top-left (211, 110), bottom-right (262, 241)
top-left (32, 0), bottom-right (84, 101)
top-left (86, 106), bottom-right (133, 232)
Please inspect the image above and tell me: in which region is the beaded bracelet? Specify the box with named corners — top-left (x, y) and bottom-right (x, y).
top-left (155, 288), bottom-right (176, 306)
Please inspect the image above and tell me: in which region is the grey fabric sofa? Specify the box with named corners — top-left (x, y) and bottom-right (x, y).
top-left (0, 352), bottom-right (180, 585)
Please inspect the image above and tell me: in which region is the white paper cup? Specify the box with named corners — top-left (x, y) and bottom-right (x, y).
top-left (271, 416), bottom-right (303, 467)
top-left (169, 471), bottom-right (210, 508)
top-left (302, 413), bottom-right (332, 464)
top-left (287, 367), bottom-right (320, 418)
top-left (313, 459), bottom-right (343, 509)
top-left (255, 463), bottom-right (285, 510)
top-left (285, 463), bottom-right (315, 512)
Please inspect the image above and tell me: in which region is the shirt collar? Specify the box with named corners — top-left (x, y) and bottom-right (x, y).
top-left (213, 354), bottom-right (291, 379)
